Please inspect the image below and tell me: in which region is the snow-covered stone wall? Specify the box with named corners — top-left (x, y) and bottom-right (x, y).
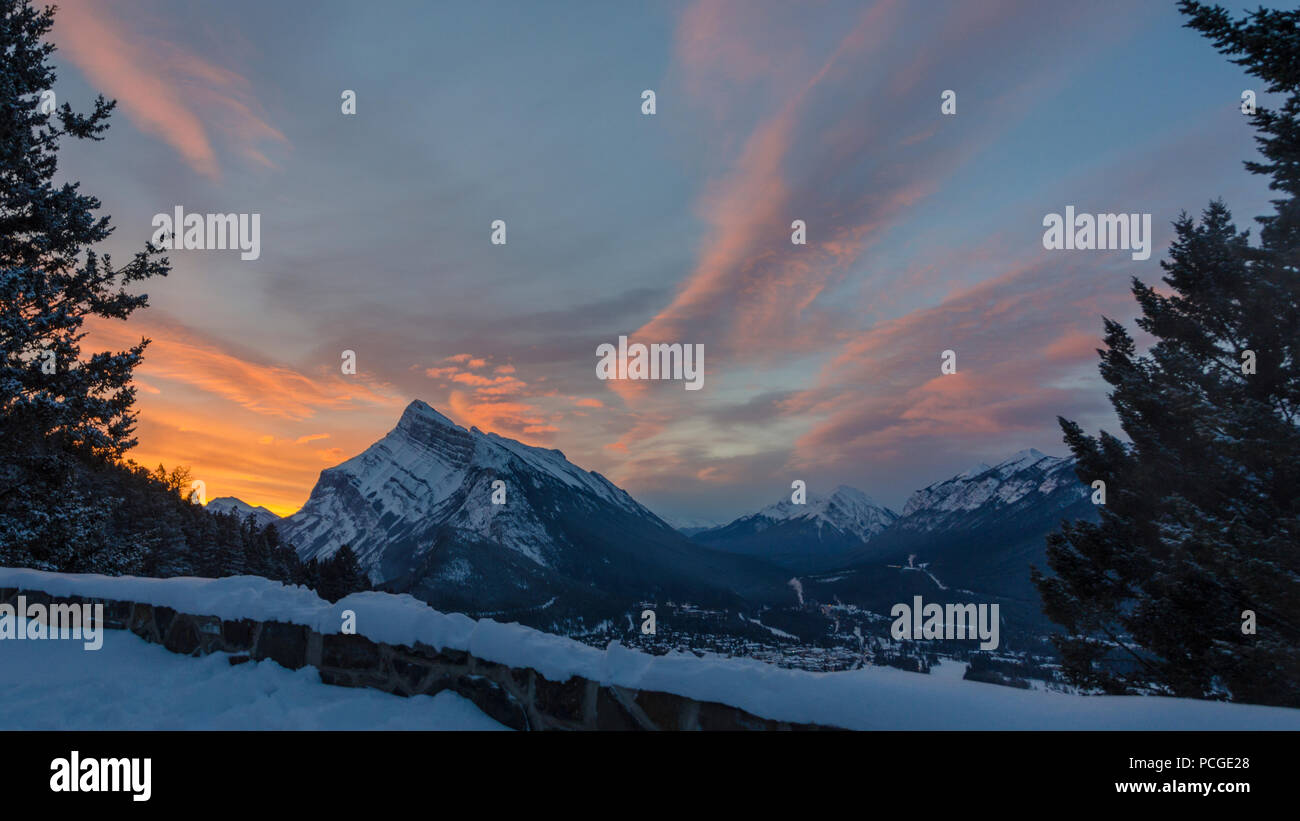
top-left (0, 569), bottom-right (824, 731)
top-left (5, 568), bottom-right (1300, 731)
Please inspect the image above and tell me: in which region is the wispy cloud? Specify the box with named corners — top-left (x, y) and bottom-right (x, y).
top-left (784, 257), bottom-right (1131, 475)
top-left (54, 0), bottom-right (287, 180)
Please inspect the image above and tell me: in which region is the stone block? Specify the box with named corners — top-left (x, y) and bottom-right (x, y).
top-left (534, 674), bottom-right (587, 723)
top-left (454, 676), bottom-right (529, 731)
top-left (163, 614), bottom-right (202, 656)
top-left (254, 621), bottom-right (309, 670)
top-left (221, 619), bottom-right (256, 652)
top-left (321, 633), bottom-right (382, 671)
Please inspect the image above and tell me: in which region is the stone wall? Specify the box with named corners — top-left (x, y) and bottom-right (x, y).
top-left (0, 586), bottom-right (833, 731)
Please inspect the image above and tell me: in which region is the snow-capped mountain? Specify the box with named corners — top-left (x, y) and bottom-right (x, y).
top-left (205, 497), bottom-right (280, 529)
top-left (283, 400), bottom-right (654, 572)
top-left (753, 485), bottom-right (898, 540)
top-left (824, 449), bottom-right (1094, 614)
top-left (790, 450), bottom-right (1096, 643)
top-left (280, 400), bottom-right (786, 622)
top-left (691, 485), bottom-right (898, 570)
top-left (892, 449), bottom-right (1086, 534)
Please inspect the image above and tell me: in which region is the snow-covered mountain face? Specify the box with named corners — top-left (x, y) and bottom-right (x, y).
top-left (805, 450), bottom-right (1096, 639)
top-left (691, 485), bottom-right (898, 570)
top-left (282, 400), bottom-right (656, 577)
top-left (893, 449), bottom-right (1086, 533)
top-left (751, 485), bottom-right (898, 541)
top-left (280, 401), bottom-right (785, 621)
top-left (824, 449), bottom-right (1094, 617)
top-left (205, 497), bottom-right (280, 529)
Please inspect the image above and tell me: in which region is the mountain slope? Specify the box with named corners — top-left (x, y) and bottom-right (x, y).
top-left (890, 449), bottom-right (1086, 539)
top-left (692, 485), bottom-right (898, 572)
top-left (280, 401), bottom-right (788, 624)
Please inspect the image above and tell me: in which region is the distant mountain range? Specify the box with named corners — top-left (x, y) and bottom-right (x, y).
top-left (690, 485), bottom-right (898, 573)
top-left (790, 449), bottom-right (1095, 640)
top-left (842, 448), bottom-right (1094, 588)
top-left (209, 403), bottom-right (1096, 641)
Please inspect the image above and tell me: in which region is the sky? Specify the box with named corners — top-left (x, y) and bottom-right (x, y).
top-left (47, 0), bottom-right (1279, 522)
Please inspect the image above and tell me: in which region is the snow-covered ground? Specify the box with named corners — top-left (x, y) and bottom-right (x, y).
top-left (0, 629), bottom-right (507, 731)
top-left (4, 567), bottom-right (1300, 731)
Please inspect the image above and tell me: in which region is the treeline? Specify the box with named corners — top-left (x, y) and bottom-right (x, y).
top-left (0, 2), bottom-right (368, 604)
top-left (0, 456), bottom-right (369, 603)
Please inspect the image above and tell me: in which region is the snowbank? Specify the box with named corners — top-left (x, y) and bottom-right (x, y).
top-left (0, 628), bottom-right (507, 730)
top-left (3, 567), bottom-right (1298, 731)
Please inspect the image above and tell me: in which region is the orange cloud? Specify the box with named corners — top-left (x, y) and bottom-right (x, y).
top-left (447, 392), bottom-right (550, 440)
top-left (77, 313), bottom-right (405, 514)
top-left (125, 401), bottom-right (381, 517)
top-left (451, 372), bottom-right (499, 386)
top-left (421, 354), bottom-right (575, 445)
top-left (87, 317), bottom-right (399, 422)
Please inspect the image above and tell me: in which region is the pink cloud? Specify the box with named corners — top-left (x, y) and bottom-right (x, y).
top-left (784, 257), bottom-right (1130, 473)
top-left (421, 355), bottom-right (578, 445)
top-left (55, 0), bottom-right (286, 180)
top-left (1044, 329), bottom-right (1104, 364)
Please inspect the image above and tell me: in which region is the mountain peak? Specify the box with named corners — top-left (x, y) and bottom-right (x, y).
top-left (282, 398), bottom-right (662, 580)
top-left (691, 483), bottom-right (898, 565)
top-left (275, 398), bottom-right (776, 616)
top-left (205, 497), bottom-right (280, 528)
top-left (398, 399), bottom-right (459, 430)
top-left (996, 448), bottom-right (1050, 468)
top-left (760, 484), bottom-right (888, 515)
top-left (745, 484), bottom-right (897, 537)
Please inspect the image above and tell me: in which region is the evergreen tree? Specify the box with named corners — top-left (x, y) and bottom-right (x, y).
top-left (1034, 1), bottom-right (1300, 707)
top-left (315, 544), bottom-right (369, 603)
top-left (335, 544), bottom-right (369, 596)
top-left (0, 0), bottom-right (169, 569)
